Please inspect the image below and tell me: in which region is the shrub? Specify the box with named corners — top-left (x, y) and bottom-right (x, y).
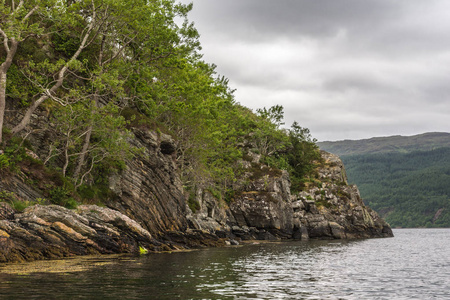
top-left (0, 154), bottom-right (10, 169)
top-left (187, 192), bottom-right (200, 212)
top-left (49, 186), bottom-right (78, 208)
top-left (0, 191), bottom-right (47, 212)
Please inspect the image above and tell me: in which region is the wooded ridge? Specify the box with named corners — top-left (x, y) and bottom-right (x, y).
top-left (0, 1), bottom-right (392, 262)
top-left (319, 134), bottom-right (450, 228)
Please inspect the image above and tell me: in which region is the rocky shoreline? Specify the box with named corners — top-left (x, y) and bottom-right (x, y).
top-left (0, 128), bottom-right (392, 263)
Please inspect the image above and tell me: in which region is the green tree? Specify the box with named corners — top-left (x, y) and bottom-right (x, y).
top-left (286, 121), bottom-right (321, 192)
top-left (2, 0), bottom-right (199, 183)
top-left (47, 101), bottom-right (134, 187)
top-left (256, 104), bottom-right (285, 128)
top-left (1, 0), bottom-right (198, 139)
top-left (0, 0), bottom-right (52, 143)
top-left (253, 105), bottom-right (289, 157)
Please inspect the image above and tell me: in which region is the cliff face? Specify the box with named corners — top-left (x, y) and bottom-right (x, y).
top-left (0, 128), bottom-right (392, 263)
top-left (189, 150), bottom-right (392, 241)
top-left (105, 129), bottom-right (188, 237)
top-left (296, 151), bottom-right (392, 239)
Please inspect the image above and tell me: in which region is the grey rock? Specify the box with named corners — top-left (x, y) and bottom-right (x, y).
top-left (300, 151), bottom-right (393, 239)
top-left (1, 107), bottom-right (393, 262)
top-left (229, 239), bottom-right (239, 245)
top-left (0, 204), bottom-right (156, 263)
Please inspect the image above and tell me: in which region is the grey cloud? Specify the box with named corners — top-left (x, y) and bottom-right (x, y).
top-left (189, 0), bottom-right (402, 40)
top-left (181, 0), bottom-right (450, 141)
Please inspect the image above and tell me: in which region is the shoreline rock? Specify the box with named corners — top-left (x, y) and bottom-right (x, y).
top-left (0, 204), bottom-right (159, 263)
top-left (188, 150), bottom-right (392, 242)
top-left (0, 128), bottom-right (393, 263)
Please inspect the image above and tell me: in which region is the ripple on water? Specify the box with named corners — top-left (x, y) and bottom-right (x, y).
top-left (0, 229), bottom-right (449, 299)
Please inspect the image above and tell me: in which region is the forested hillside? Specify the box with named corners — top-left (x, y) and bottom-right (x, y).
top-left (0, 0), bottom-right (319, 209)
top-left (0, 1), bottom-right (395, 263)
top-left (320, 134), bottom-right (450, 228)
top-left (319, 132), bottom-right (450, 156)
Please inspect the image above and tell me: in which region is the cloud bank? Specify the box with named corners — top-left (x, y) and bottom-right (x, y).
top-left (180, 0), bottom-right (450, 141)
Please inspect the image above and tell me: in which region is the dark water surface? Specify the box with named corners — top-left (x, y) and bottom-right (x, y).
top-left (1, 228), bottom-right (449, 299)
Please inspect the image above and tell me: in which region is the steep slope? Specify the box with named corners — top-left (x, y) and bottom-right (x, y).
top-left (186, 150), bottom-right (392, 240)
top-left (318, 132), bottom-right (450, 156)
top-left (0, 0), bottom-right (392, 263)
top-left (318, 133), bottom-right (450, 228)
top-left (341, 149), bottom-right (450, 227)
top-left (0, 127), bottom-right (392, 263)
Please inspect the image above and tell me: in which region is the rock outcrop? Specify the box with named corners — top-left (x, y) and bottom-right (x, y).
top-left (0, 204), bottom-right (156, 263)
top-left (228, 169), bottom-right (294, 240)
top-left (188, 150), bottom-right (392, 241)
top-left (293, 151), bottom-right (393, 239)
top-left (105, 129), bottom-right (189, 238)
top-left (0, 125), bottom-right (393, 263)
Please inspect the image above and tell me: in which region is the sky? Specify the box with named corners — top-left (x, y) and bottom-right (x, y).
top-left (178, 0), bottom-right (450, 141)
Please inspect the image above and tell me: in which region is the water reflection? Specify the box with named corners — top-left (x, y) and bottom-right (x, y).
top-left (1, 230), bottom-right (449, 299)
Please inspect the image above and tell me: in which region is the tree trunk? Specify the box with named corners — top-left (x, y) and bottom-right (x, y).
top-left (73, 124), bottom-right (93, 182)
top-left (73, 33), bottom-right (104, 183)
top-left (11, 6), bottom-right (97, 135)
top-left (0, 39), bottom-right (18, 144)
top-left (0, 72), bottom-right (6, 145)
top-left (11, 96), bottom-right (48, 134)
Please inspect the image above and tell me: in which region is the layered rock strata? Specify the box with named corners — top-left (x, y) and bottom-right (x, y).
top-left (190, 150), bottom-right (392, 241)
top-left (0, 204), bottom-right (155, 262)
top-left (294, 151), bottom-right (393, 239)
top-left (0, 125), bottom-right (392, 262)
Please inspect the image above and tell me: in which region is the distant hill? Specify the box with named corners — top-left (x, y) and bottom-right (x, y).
top-left (318, 132), bottom-right (450, 228)
top-left (318, 132), bottom-right (450, 156)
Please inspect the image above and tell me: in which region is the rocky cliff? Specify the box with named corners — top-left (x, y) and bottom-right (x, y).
top-left (0, 126), bottom-right (392, 263)
top-left (189, 150), bottom-right (392, 241)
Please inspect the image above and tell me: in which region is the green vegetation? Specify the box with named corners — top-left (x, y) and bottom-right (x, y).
top-left (341, 148), bottom-right (450, 228)
top-left (318, 132), bottom-right (450, 156)
top-left (286, 122), bottom-right (322, 193)
top-left (0, 0), bottom-right (321, 209)
top-left (0, 191), bottom-right (47, 212)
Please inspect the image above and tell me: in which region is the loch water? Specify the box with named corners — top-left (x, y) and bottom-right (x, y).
top-left (0, 228), bottom-right (449, 299)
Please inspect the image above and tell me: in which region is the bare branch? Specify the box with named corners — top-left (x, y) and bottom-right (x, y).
top-left (66, 68), bottom-right (94, 81)
top-left (75, 152), bottom-right (108, 188)
top-left (103, 35), bottom-right (137, 65)
top-left (14, 1), bottom-right (24, 13)
top-left (44, 89), bottom-right (69, 106)
top-left (23, 5), bottom-right (39, 22)
top-left (15, 128), bottom-right (35, 151)
top-left (44, 144), bottom-right (62, 165)
top-left (0, 28), bottom-right (10, 53)
top-left (75, 128), bottom-right (93, 141)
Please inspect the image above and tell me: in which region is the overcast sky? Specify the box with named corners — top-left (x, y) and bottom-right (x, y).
top-left (178, 0), bottom-right (450, 141)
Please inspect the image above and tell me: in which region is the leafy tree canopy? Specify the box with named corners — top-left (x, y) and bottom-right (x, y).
top-left (1, 0), bottom-right (321, 205)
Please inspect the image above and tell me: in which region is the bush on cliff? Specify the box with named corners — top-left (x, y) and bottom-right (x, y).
top-left (0, 0), bottom-right (321, 205)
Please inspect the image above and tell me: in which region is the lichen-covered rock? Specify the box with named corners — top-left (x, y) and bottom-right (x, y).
top-left (228, 170), bottom-right (294, 239)
top-left (187, 150), bottom-right (392, 241)
top-left (186, 189), bottom-right (231, 234)
top-left (0, 202), bottom-right (15, 220)
top-left (296, 151), bottom-right (393, 239)
top-left (0, 119), bottom-right (393, 263)
top-left (0, 204), bottom-right (157, 263)
top-left (104, 128), bottom-right (189, 238)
